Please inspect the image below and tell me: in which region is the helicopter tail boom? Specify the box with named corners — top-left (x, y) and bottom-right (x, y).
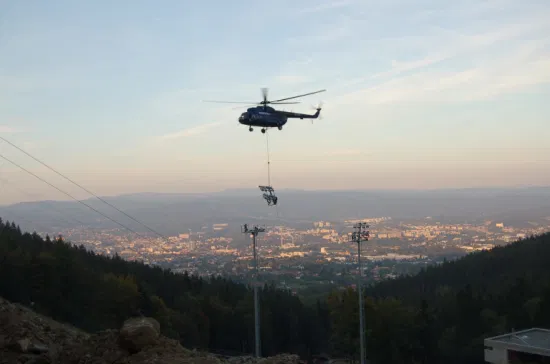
top-left (278, 108), bottom-right (321, 119)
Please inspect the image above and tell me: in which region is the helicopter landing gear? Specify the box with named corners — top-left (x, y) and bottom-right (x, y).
top-left (249, 127), bottom-right (253, 132)
top-left (261, 128), bottom-right (266, 134)
top-left (277, 125), bottom-right (282, 130)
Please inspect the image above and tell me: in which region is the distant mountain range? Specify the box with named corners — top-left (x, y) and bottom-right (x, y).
top-left (2, 187), bottom-right (550, 235)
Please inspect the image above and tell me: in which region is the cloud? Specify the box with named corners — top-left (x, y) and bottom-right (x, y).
top-left (285, 58), bottom-right (313, 68)
top-left (408, 0), bottom-right (522, 22)
top-left (324, 3), bottom-right (550, 110)
top-left (379, 55), bottom-right (450, 80)
top-left (272, 57), bottom-right (318, 87)
top-left (339, 14), bottom-right (550, 90)
top-left (295, 0), bottom-right (354, 15)
top-left (329, 47), bottom-right (550, 109)
top-left (286, 13), bottom-right (355, 46)
top-left (0, 67), bottom-right (84, 95)
top-left (274, 75), bottom-right (309, 86)
top-left (157, 122), bottom-right (223, 140)
top-left (322, 149), bottom-right (364, 157)
top-left (0, 125), bottom-right (26, 133)
top-left (289, 25), bottom-right (351, 45)
top-left (149, 88), bottom-right (215, 119)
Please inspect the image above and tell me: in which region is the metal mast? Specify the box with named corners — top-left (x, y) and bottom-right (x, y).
top-left (351, 222), bottom-right (370, 364)
top-left (241, 224), bottom-right (265, 358)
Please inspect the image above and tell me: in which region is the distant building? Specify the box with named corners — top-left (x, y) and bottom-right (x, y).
top-left (212, 223), bottom-right (228, 231)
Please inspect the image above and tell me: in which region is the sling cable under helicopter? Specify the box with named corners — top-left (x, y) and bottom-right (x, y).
top-left (258, 129), bottom-right (278, 207)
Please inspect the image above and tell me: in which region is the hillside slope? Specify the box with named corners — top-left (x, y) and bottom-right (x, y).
top-left (0, 218), bottom-right (328, 360)
top-left (0, 296), bottom-right (300, 364)
top-left (326, 233), bottom-right (550, 364)
top-left (0, 296), bottom-right (87, 364)
top-left (3, 216), bottom-right (550, 363)
top-left (367, 232), bottom-right (550, 302)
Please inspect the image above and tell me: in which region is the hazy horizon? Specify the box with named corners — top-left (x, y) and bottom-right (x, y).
top-left (1, 0), bottom-right (549, 205)
top-left (2, 186), bottom-right (550, 238)
top-left (2, 185), bottom-right (550, 207)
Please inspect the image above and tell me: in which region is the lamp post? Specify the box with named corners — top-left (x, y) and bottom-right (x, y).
top-left (351, 222), bottom-right (370, 364)
top-left (241, 223), bottom-right (265, 358)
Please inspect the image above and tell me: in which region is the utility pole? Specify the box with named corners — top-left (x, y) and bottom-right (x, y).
top-left (241, 223), bottom-right (265, 358)
top-left (351, 222), bottom-right (370, 364)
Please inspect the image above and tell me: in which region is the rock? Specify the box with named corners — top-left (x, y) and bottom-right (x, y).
top-left (28, 343), bottom-right (49, 354)
top-left (223, 354), bottom-right (301, 364)
top-left (258, 354), bottom-right (301, 363)
top-left (23, 355), bottom-right (51, 364)
top-left (7, 338), bottom-right (31, 353)
top-left (0, 297), bottom-right (307, 364)
top-left (117, 317), bottom-right (161, 354)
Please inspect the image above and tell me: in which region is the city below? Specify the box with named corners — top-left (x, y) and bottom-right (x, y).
top-left (36, 215), bottom-right (550, 295)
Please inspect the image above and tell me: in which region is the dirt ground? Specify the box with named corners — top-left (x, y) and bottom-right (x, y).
top-left (0, 297), bottom-right (301, 364)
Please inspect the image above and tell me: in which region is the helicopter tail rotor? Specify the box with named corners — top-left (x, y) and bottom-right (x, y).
top-left (310, 101), bottom-right (324, 123)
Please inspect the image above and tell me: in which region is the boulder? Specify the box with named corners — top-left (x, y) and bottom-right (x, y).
top-left (8, 337), bottom-right (30, 352)
top-left (117, 317), bottom-right (161, 354)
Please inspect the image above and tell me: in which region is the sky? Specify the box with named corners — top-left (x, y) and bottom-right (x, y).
top-left (0, 0), bottom-right (550, 204)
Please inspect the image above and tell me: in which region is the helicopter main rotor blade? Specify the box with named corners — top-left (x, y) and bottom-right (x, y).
top-left (261, 87), bottom-right (268, 104)
top-left (232, 105), bottom-right (256, 110)
top-left (270, 101), bottom-right (301, 104)
top-left (202, 100), bottom-right (259, 104)
top-left (270, 89), bottom-right (326, 103)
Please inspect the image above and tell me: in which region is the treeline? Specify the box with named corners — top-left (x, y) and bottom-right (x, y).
top-left (335, 232), bottom-right (550, 364)
top-left (0, 219), bottom-right (328, 358)
top-left (2, 218), bottom-right (550, 363)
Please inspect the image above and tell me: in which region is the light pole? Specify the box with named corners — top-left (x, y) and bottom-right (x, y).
top-left (351, 222), bottom-right (370, 364)
top-left (241, 223), bottom-right (265, 358)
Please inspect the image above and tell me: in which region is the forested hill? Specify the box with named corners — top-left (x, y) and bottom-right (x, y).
top-left (356, 232), bottom-right (550, 363)
top-left (2, 217), bottom-right (550, 364)
top-left (367, 232), bottom-right (550, 302)
top-left (0, 219), bottom-right (325, 359)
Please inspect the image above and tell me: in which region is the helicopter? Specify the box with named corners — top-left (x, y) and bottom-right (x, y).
top-left (204, 88), bottom-right (326, 133)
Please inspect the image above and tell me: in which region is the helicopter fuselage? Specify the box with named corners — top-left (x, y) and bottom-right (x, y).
top-left (238, 106), bottom-right (321, 132)
top-left (239, 107), bottom-right (288, 129)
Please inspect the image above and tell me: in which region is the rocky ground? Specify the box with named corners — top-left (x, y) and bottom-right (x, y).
top-left (0, 297), bottom-right (301, 364)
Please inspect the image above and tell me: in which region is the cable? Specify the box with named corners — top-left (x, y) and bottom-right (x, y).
top-left (0, 136), bottom-right (167, 240)
top-left (0, 159), bottom-right (89, 228)
top-left (264, 131), bottom-right (281, 218)
top-left (0, 152), bottom-right (150, 241)
top-left (0, 179), bottom-right (40, 236)
top-left (265, 131), bottom-right (271, 187)
top-left (0, 176), bottom-right (89, 227)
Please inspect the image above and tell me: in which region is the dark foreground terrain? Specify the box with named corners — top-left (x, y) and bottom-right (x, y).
top-left (3, 217), bottom-right (550, 363)
top-left (0, 296), bottom-right (300, 364)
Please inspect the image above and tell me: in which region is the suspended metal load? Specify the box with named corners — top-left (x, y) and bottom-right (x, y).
top-left (258, 130), bottom-right (279, 207)
top-left (259, 185), bottom-right (278, 206)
